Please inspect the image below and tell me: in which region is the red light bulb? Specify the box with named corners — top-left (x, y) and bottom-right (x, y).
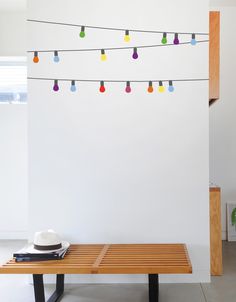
top-left (99, 81), bottom-right (105, 93)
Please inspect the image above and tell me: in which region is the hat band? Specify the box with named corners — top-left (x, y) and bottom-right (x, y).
top-left (34, 243), bottom-right (62, 251)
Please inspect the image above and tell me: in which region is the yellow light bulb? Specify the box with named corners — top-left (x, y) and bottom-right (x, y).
top-left (158, 81), bottom-right (165, 93)
top-left (101, 54), bottom-right (107, 61)
top-left (124, 35), bottom-right (130, 42)
top-left (158, 86), bottom-right (165, 93)
top-left (124, 30), bottom-right (130, 42)
top-left (100, 49), bottom-right (107, 61)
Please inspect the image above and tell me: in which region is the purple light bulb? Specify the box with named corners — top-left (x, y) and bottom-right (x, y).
top-left (173, 33), bottom-right (179, 45)
top-left (132, 47), bottom-right (138, 59)
top-left (53, 80), bottom-right (59, 92)
top-left (125, 81), bottom-right (131, 93)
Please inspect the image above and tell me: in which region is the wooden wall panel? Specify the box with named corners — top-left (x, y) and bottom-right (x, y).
top-left (210, 187), bottom-right (222, 275)
top-left (209, 11), bottom-right (220, 104)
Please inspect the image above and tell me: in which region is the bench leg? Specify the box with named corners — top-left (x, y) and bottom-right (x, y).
top-left (33, 274), bottom-right (45, 302)
top-left (148, 274), bottom-right (159, 302)
top-left (33, 274), bottom-right (64, 302)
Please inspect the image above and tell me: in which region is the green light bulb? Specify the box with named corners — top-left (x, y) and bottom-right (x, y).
top-left (161, 33), bottom-right (167, 44)
top-left (80, 26), bottom-right (85, 38)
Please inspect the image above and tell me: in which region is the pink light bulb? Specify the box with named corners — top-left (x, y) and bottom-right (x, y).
top-left (125, 81), bottom-right (131, 93)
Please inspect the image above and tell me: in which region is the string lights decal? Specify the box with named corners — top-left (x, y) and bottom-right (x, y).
top-left (29, 39), bottom-right (208, 64)
top-left (27, 19), bottom-right (209, 44)
top-left (28, 19), bottom-right (208, 95)
top-left (28, 77), bottom-right (209, 93)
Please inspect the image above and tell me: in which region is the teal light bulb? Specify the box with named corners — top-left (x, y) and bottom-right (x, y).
top-left (70, 80), bottom-right (76, 92)
top-left (168, 81), bottom-right (174, 92)
top-left (191, 33), bottom-right (197, 45)
top-left (53, 51), bottom-right (60, 63)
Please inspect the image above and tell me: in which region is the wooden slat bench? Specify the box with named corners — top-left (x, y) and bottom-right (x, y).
top-left (0, 243), bottom-right (192, 302)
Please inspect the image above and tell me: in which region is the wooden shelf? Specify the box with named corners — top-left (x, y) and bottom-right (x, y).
top-left (209, 11), bottom-right (220, 105)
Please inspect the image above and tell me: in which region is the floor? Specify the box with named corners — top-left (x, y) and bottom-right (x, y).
top-left (0, 240), bottom-right (235, 302)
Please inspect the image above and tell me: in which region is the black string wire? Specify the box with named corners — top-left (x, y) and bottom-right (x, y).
top-left (28, 40), bottom-right (209, 53)
top-left (28, 77), bottom-right (209, 83)
top-left (27, 19), bottom-right (209, 36)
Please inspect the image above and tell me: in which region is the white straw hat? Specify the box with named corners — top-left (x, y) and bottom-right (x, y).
top-left (27, 230), bottom-right (69, 253)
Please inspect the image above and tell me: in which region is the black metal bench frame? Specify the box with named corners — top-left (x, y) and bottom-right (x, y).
top-left (33, 274), bottom-right (159, 302)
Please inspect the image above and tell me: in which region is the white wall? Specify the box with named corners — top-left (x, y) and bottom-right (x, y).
top-left (209, 3), bottom-right (236, 239)
top-left (0, 7), bottom-right (28, 238)
top-left (0, 11), bottom-right (26, 56)
top-left (0, 105), bottom-right (28, 239)
top-left (28, 0), bottom-right (210, 283)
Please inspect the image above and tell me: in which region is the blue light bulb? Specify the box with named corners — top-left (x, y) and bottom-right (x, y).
top-left (70, 80), bottom-right (76, 92)
top-left (53, 51), bottom-right (60, 63)
top-left (191, 34), bottom-right (197, 46)
top-left (168, 81), bottom-right (174, 92)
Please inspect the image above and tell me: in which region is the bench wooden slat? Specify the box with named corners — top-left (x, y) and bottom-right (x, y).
top-left (0, 244), bottom-right (192, 275)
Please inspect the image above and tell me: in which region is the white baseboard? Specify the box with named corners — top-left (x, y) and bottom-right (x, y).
top-left (0, 231), bottom-right (28, 240)
top-left (222, 230), bottom-right (227, 240)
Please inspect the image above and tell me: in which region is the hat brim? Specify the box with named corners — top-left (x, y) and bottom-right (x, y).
top-left (26, 241), bottom-right (70, 254)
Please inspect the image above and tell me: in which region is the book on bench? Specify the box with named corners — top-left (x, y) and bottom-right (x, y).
top-left (13, 244), bottom-right (69, 262)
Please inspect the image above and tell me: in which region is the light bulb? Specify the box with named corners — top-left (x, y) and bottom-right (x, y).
top-left (148, 81), bottom-right (153, 93)
top-left (161, 33), bottom-right (167, 44)
top-left (158, 81), bottom-right (165, 93)
top-left (53, 80), bottom-right (59, 92)
top-left (33, 51), bottom-right (39, 63)
top-left (53, 51), bottom-right (60, 63)
top-left (191, 33), bottom-right (197, 46)
top-left (124, 30), bottom-right (130, 42)
top-left (173, 33), bottom-right (179, 45)
top-left (132, 47), bottom-right (138, 59)
top-left (168, 80), bottom-right (174, 92)
top-left (70, 80), bottom-right (76, 92)
top-left (80, 26), bottom-right (85, 38)
top-left (100, 49), bottom-right (107, 61)
top-left (125, 81), bottom-right (131, 93)
top-left (99, 81), bottom-right (105, 93)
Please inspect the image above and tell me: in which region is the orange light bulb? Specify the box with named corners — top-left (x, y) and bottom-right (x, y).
top-left (147, 81), bottom-right (153, 93)
top-left (33, 51), bottom-right (39, 63)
